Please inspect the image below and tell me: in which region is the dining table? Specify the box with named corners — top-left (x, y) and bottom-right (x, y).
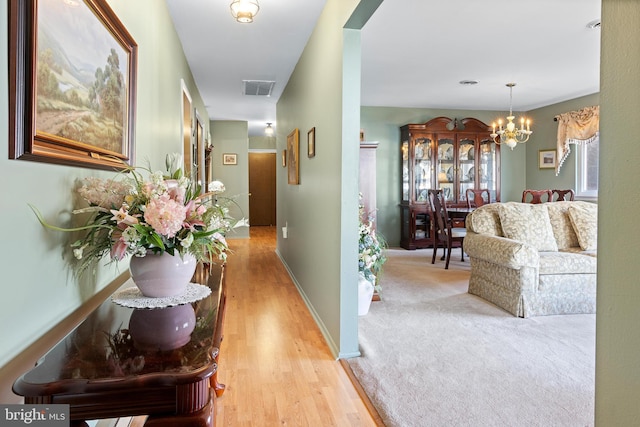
top-left (446, 207), bottom-right (475, 227)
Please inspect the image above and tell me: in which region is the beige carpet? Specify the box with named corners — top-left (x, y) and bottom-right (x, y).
top-left (348, 248), bottom-right (595, 427)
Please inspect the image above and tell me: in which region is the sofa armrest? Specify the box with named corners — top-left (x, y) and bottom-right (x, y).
top-left (464, 231), bottom-right (539, 269)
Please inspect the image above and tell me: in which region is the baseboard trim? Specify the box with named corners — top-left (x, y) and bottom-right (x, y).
top-left (0, 272), bottom-right (130, 403)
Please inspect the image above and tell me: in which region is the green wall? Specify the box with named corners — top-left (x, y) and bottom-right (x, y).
top-left (210, 121), bottom-right (250, 239)
top-left (596, 0), bottom-right (640, 423)
top-left (0, 0), bottom-right (209, 377)
top-left (276, 0), bottom-right (380, 358)
top-left (249, 135), bottom-right (277, 150)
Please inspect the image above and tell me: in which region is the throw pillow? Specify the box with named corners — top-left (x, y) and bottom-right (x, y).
top-left (568, 203), bottom-right (598, 250)
top-left (498, 203), bottom-right (558, 251)
top-left (466, 203), bottom-right (503, 236)
top-left (546, 202), bottom-right (580, 250)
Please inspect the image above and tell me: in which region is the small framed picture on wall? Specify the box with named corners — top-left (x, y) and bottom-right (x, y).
top-left (538, 149), bottom-right (557, 169)
top-left (223, 153), bottom-right (237, 165)
top-left (307, 127), bottom-right (316, 158)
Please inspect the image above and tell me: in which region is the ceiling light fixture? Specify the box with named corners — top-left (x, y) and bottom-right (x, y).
top-left (490, 83), bottom-right (532, 150)
top-left (265, 122), bottom-right (274, 136)
top-left (230, 0), bottom-right (260, 23)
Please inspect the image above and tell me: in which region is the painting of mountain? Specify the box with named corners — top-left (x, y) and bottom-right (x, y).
top-left (35, 0), bottom-right (131, 154)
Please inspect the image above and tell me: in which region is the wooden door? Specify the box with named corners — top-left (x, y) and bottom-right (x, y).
top-left (249, 152), bottom-right (276, 226)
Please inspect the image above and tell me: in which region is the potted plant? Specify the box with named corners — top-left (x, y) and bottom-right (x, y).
top-left (30, 154), bottom-right (243, 296)
top-left (358, 197), bottom-right (387, 314)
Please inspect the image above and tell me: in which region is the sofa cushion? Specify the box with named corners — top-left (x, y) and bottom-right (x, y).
top-left (538, 251), bottom-right (597, 275)
top-left (545, 202), bottom-right (580, 250)
top-left (568, 203), bottom-right (598, 250)
top-left (498, 203), bottom-right (558, 252)
top-left (466, 203), bottom-right (503, 236)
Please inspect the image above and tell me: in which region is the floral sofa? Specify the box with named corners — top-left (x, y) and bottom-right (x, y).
top-left (463, 201), bottom-right (597, 318)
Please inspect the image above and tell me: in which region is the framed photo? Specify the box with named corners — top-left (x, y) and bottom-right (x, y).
top-left (307, 127), bottom-right (316, 158)
top-left (223, 153), bottom-right (237, 165)
top-left (282, 150), bottom-right (287, 167)
top-left (8, 0), bottom-right (138, 171)
top-left (539, 149), bottom-right (557, 169)
top-left (287, 129), bottom-right (300, 185)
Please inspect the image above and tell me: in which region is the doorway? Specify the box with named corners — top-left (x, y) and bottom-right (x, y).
top-left (248, 152), bottom-right (276, 226)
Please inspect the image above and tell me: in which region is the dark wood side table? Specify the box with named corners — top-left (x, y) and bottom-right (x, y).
top-left (13, 263), bottom-right (226, 427)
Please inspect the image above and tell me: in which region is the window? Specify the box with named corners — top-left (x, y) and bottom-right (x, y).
top-left (576, 138), bottom-right (599, 200)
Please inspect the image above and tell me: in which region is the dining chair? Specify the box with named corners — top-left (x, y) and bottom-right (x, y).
top-left (522, 189), bottom-right (552, 204)
top-left (552, 189), bottom-right (575, 201)
top-left (466, 188), bottom-right (491, 209)
top-left (427, 189), bottom-right (466, 269)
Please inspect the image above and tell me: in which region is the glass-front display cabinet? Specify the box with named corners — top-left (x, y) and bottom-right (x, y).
top-left (400, 117), bottom-right (500, 250)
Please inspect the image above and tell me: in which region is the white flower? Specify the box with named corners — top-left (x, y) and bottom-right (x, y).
top-left (180, 232), bottom-right (194, 249)
top-left (208, 180), bottom-right (226, 194)
top-left (165, 153), bottom-right (183, 176)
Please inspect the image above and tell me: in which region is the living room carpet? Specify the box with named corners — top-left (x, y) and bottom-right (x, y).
top-left (348, 248), bottom-right (595, 427)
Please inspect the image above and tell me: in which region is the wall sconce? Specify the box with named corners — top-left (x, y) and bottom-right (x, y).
top-left (230, 0), bottom-right (260, 23)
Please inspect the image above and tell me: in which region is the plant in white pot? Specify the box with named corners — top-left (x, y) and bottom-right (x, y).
top-left (358, 199), bottom-right (387, 315)
top-left (30, 154), bottom-right (242, 297)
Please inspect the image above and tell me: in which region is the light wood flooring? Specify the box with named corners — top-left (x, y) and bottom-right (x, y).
top-left (215, 226), bottom-right (378, 426)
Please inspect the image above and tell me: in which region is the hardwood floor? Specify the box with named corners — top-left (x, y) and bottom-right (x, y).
top-left (215, 226), bottom-right (378, 426)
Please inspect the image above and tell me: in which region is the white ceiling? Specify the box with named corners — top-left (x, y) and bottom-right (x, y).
top-left (166, 0), bottom-right (601, 137)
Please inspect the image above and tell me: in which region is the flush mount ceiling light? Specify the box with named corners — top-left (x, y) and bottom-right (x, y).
top-left (230, 0), bottom-right (260, 23)
top-left (265, 122), bottom-right (274, 136)
top-left (490, 83), bottom-right (533, 150)
top-left (459, 80), bottom-right (479, 85)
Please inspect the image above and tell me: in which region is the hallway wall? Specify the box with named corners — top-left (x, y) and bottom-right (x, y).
top-left (0, 0), bottom-right (209, 391)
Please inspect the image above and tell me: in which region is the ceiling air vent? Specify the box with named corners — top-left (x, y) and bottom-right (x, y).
top-left (242, 80), bottom-right (275, 96)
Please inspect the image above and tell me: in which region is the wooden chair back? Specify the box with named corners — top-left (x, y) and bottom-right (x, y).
top-left (466, 188), bottom-right (491, 209)
top-left (552, 189), bottom-right (575, 201)
top-left (522, 189), bottom-right (552, 204)
top-left (427, 189), bottom-right (465, 269)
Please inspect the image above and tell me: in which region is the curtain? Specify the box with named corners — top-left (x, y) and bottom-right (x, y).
top-left (555, 105), bottom-right (599, 175)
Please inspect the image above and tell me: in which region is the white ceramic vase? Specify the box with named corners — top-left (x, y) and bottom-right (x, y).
top-left (358, 272), bottom-right (375, 316)
top-left (129, 252), bottom-right (197, 298)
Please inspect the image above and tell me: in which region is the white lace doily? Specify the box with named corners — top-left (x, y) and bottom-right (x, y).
top-left (111, 282), bottom-right (211, 308)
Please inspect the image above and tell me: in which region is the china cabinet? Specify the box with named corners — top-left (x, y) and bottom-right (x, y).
top-left (400, 117), bottom-right (500, 249)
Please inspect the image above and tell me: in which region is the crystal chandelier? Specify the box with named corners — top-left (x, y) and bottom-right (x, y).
top-left (490, 83), bottom-right (532, 149)
top-left (230, 0), bottom-right (260, 23)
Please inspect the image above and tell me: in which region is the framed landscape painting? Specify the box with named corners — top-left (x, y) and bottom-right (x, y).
top-left (539, 149), bottom-right (557, 169)
top-left (8, 0), bottom-right (138, 170)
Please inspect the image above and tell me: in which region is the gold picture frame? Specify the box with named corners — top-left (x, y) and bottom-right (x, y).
top-left (539, 149), bottom-right (557, 169)
top-left (307, 127), bottom-right (316, 158)
top-left (287, 129), bottom-right (300, 184)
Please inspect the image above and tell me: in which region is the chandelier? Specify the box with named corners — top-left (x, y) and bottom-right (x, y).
top-left (230, 0), bottom-right (260, 23)
top-left (490, 83), bottom-right (532, 149)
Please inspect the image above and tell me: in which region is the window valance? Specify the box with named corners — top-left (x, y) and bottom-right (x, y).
top-left (555, 105), bottom-right (599, 175)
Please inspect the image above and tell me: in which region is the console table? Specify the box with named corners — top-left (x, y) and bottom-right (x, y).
top-left (13, 263), bottom-right (226, 427)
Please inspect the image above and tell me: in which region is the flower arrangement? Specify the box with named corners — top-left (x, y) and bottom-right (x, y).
top-left (358, 197), bottom-right (387, 292)
top-left (31, 154), bottom-right (240, 276)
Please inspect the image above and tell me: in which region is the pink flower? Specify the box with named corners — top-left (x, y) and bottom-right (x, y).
top-left (110, 207), bottom-right (139, 226)
top-left (144, 194), bottom-right (187, 238)
top-left (110, 231), bottom-right (128, 260)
